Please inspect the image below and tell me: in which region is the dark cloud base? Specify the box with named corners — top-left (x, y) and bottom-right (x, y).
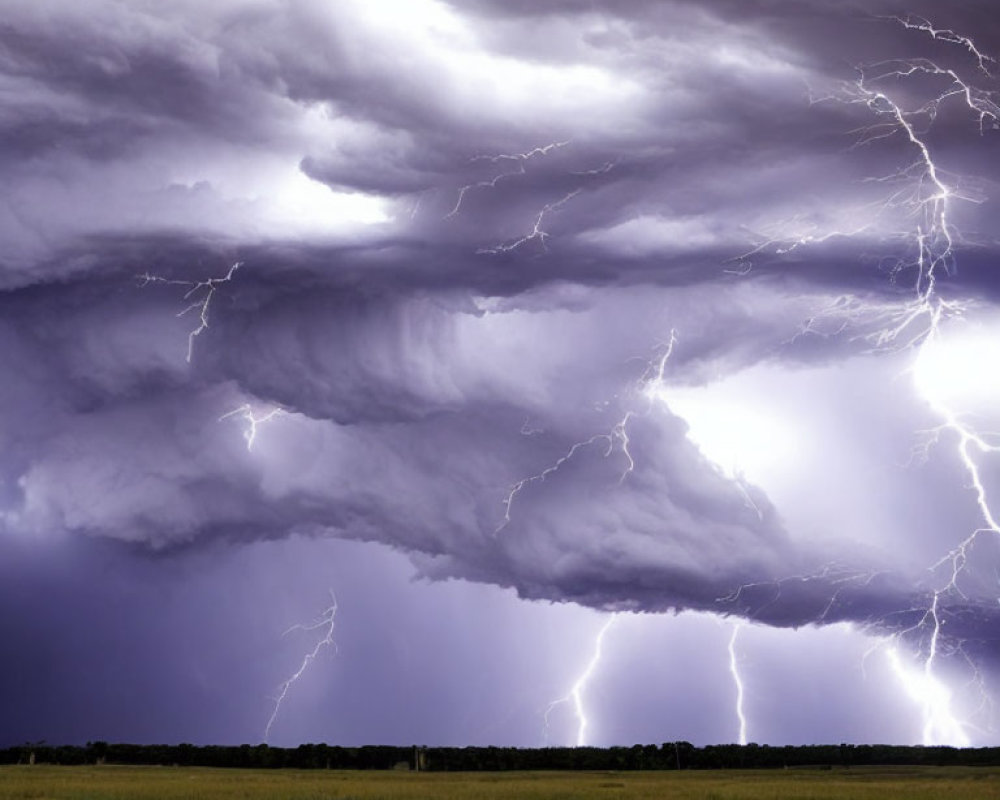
top-left (2, 0), bottom-right (1000, 745)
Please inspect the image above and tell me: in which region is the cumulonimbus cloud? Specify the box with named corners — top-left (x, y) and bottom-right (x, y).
top-left (2, 0), bottom-right (999, 666)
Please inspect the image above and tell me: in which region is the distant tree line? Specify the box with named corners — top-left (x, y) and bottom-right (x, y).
top-left (3, 741), bottom-right (1000, 771)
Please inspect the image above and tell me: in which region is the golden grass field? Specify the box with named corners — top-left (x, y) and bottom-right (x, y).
top-left (3, 765), bottom-right (1000, 800)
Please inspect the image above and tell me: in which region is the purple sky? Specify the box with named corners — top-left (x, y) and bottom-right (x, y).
top-left (2, 0), bottom-right (1000, 749)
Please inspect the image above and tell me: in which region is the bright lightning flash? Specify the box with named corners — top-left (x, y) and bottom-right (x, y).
top-left (887, 645), bottom-right (972, 747)
top-left (502, 333), bottom-right (675, 747)
top-left (763, 16), bottom-right (1000, 743)
top-left (728, 624), bottom-right (749, 745)
top-left (868, 22), bottom-right (1000, 743)
top-left (544, 615), bottom-right (617, 747)
top-left (523, 15), bottom-right (998, 748)
top-left (219, 403), bottom-right (286, 451)
top-left (264, 591), bottom-right (339, 743)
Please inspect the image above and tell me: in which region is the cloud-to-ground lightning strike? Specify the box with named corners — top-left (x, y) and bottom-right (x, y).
top-left (848, 17), bottom-right (1000, 743)
top-left (736, 15), bottom-right (1000, 743)
top-left (728, 624), bottom-right (749, 746)
top-left (264, 591), bottom-right (339, 743)
top-left (219, 403), bottom-right (286, 451)
top-left (138, 261), bottom-right (242, 362)
top-left (519, 337), bottom-right (678, 744)
top-left (498, 15), bottom-right (997, 744)
top-left (886, 643), bottom-right (972, 747)
top-left (139, 13), bottom-right (992, 747)
top-left (544, 615), bottom-right (617, 747)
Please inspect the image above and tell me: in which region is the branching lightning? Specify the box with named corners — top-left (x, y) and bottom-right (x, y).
top-left (476, 189), bottom-right (581, 255)
top-left (264, 591), bottom-right (339, 743)
top-left (497, 331), bottom-right (676, 534)
top-left (497, 15), bottom-right (997, 747)
top-left (734, 15), bottom-right (1000, 744)
top-left (851, 18), bottom-right (999, 743)
top-left (544, 615), bottom-right (617, 747)
top-left (219, 403), bottom-right (286, 451)
top-left (886, 643), bottom-right (972, 747)
top-left (138, 261), bottom-right (242, 362)
top-left (497, 432), bottom-right (620, 534)
top-left (511, 335), bottom-right (676, 745)
top-left (449, 141), bottom-right (620, 255)
top-left (445, 141), bottom-right (570, 218)
top-left (884, 15), bottom-right (996, 77)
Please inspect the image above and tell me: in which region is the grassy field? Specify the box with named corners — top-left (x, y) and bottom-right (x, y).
top-left (2, 765), bottom-right (1000, 800)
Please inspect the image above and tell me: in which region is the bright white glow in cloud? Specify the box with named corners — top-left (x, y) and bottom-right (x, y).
top-left (653, 372), bottom-right (801, 489)
top-left (268, 167), bottom-right (389, 230)
top-left (578, 215), bottom-right (720, 256)
top-left (344, 0), bottom-right (643, 128)
top-left (913, 317), bottom-right (1000, 416)
top-left (168, 158), bottom-right (389, 235)
top-left (886, 647), bottom-right (970, 747)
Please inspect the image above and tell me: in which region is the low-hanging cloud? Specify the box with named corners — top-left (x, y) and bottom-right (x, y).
top-left (2, 0), bottom-right (1000, 668)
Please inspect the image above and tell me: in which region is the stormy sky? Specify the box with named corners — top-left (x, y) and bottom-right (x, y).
top-left (2, 0), bottom-right (1000, 748)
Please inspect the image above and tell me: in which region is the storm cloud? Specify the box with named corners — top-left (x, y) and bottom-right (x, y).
top-left (2, 0), bottom-right (1000, 746)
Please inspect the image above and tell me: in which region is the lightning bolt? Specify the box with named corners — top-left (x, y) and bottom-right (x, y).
top-left (498, 331), bottom-right (677, 533)
top-left (445, 141), bottom-right (570, 218)
top-left (497, 432), bottom-right (621, 534)
top-left (728, 623), bottom-right (749, 745)
top-left (452, 142), bottom-right (620, 255)
top-left (883, 14), bottom-right (996, 77)
top-left (736, 15), bottom-right (1000, 743)
top-left (544, 614), bottom-right (617, 747)
top-left (219, 403), bottom-right (285, 451)
top-left (570, 159), bottom-right (618, 177)
top-left (886, 643), bottom-right (972, 747)
top-left (476, 189), bottom-right (582, 255)
top-left (264, 591), bottom-right (338, 743)
top-left (852, 18), bottom-right (999, 742)
top-left (138, 261), bottom-right (241, 362)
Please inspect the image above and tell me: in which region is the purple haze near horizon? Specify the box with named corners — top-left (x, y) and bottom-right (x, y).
top-left (2, 0), bottom-right (1000, 749)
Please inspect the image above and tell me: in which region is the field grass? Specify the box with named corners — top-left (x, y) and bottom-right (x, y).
top-left (2, 765), bottom-right (1000, 800)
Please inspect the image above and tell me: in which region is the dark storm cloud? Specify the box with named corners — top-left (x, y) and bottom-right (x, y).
top-left (2, 268), bottom-right (989, 646)
top-left (2, 0), bottom-right (1000, 672)
top-left (3, 0), bottom-right (997, 287)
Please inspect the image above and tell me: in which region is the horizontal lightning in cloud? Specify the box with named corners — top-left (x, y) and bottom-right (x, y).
top-left (884, 14), bottom-right (996, 76)
top-left (446, 141), bottom-right (570, 219)
top-left (138, 262), bottom-right (242, 363)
